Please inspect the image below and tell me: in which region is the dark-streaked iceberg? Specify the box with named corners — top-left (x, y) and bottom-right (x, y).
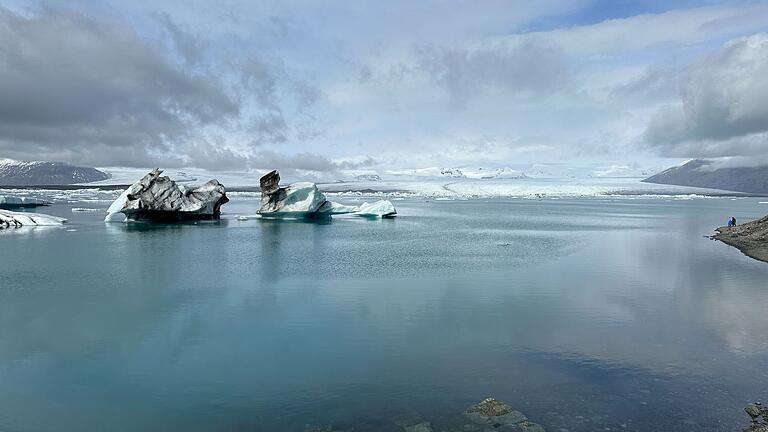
top-left (0, 209), bottom-right (66, 229)
top-left (105, 169), bottom-right (229, 222)
top-left (257, 170), bottom-right (396, 219)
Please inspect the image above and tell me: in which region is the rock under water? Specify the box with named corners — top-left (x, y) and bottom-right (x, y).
top-left (105, 169), bottom-right (229, 222)
top-left (463, 398), bottom-right (545, 432)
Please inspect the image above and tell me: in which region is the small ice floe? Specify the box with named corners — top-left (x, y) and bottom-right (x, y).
top-left (71, 207), bottom-right (103, 212)
top-left (237, 215), bottom-right (249, 221)
top-left (0, 195), bottom-right (51, 209)
top-left (355, 200), bottom-right (397, 218)
top-left (0, 209), bottom-right (67, 229)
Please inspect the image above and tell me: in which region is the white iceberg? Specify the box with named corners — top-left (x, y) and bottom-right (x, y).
top-left (257, 170), bottom-right (397, 219)
top-left (258, 171), bottom-right (328, 217)
top-left (0, 209), bottom-right (67, 229)
top-left (0, 195), bottom-right (51, 208)
top-left (355, 200), bottom-right (397, 218)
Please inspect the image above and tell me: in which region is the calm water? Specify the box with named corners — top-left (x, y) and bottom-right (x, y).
top-left (2, 196), bottom-right (768, 431)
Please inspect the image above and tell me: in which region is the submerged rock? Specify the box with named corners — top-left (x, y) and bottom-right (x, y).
top-left (403, 422), bottom-right (433, 432)
top-left (463, 398), bottom-right (545, 432)
top-left (0, 209), bottom-right (66, 229)
top-left (105, 169), bottom-right (229, 222)
top-left (257, 170), bottom-right (397, 219)
top-left (744, 402), bottom-right (768, 432)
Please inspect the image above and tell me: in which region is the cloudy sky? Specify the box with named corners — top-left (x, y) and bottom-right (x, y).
top-left (1, 0), bottom-right (768, 175)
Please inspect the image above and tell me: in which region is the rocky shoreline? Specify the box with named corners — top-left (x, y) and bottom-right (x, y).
top-left (712, 215), bottom-right (768, 263)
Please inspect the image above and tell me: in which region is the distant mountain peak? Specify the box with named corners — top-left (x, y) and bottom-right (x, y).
top-left (0, 161), bottom-right (111, 186)
top-left (643, 159), bottom-right (768, 194)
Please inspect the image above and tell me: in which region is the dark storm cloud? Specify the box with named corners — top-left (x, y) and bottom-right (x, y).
top-left (247, 151), bottom-right (375, 177)
top-left (0, 6), bottom-right (239, 167)
top-left (417, 37), bottom-right (569, 108)
top-left (644, 33), bottom-right (768, 158)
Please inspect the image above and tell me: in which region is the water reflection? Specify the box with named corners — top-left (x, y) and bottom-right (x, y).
top-left (1, 197), bottom-right (767, 431)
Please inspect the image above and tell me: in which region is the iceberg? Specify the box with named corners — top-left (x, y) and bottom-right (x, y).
top-left (356, 200), bottom-right (397, 218)
top-left (105, 169), bottom-right (229, 222)
top-left (0, 195), bottom-right (51, 209)
top-left (0, 209), bottom-right (66, 229)
top-left (257, 170), bottom-right (328, 217)
top-left (257, 170), bottom-right (397, 219)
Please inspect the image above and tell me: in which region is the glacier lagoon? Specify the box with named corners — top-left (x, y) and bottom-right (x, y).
top-left (2, 189), bottom-right (768, 431)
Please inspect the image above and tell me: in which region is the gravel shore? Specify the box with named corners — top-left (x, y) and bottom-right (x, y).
top-left (713, 215), bottom-right (768, 263)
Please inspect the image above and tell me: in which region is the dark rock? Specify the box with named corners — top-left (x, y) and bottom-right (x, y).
top-left (463, 398), bottom-right (544, 432)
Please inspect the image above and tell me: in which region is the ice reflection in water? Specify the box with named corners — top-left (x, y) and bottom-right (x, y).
top-left (0, 197), bottom-right (767, 431)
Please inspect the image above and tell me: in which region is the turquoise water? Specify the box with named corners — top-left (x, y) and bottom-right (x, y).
top-left (2, 196), bottom-right (768, 431)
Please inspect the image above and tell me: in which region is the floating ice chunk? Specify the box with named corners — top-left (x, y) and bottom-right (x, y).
top-left (105, 169), bottom-right (228, 222)
top-left (0, 195), bottom-right (51, 209)
top-left (356, 200), bottom-right (397, 218)
top-left (258, 171), bottom-right (328, 217)
top-left (258, 170), bottom-right (397, 219)
top-left (0, 209), bottom-right (67, 228)
top-left (237, 215), bottom-right (249, 221)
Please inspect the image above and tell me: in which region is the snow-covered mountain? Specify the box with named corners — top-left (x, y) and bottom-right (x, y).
top-left (0, 161), bottom-right (111, 185)
top-left (384, 167), bottom-right (528, 179)
top-left (461, 167), bottom-right (527, 179)
top-left (643, 159), bottom-right (768, 194)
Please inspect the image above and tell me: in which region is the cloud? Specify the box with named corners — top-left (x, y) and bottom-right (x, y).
top-left (416, 38), bottom-right (568, 108)
top-left (512, 3), bottom-right (768, 57)
top-left (644, 33), bottom-right (768, 158)
top-left (0, 6), bottom-right (241, 167)
top-left (155, 12), bottom-right (208, 65)
top-left (0, 6), bottom-right (323, 170)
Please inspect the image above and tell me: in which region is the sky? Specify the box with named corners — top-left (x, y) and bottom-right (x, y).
top-left (1, 0), bottom-right (768, 177)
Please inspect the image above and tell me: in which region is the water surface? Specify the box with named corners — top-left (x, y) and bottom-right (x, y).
top-left (2, 196), bottom-right (768, 431)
